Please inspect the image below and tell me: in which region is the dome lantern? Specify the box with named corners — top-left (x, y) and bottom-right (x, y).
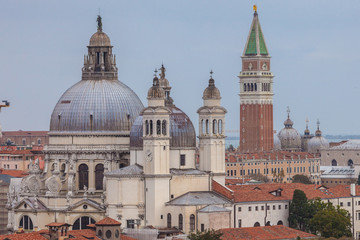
top-left (203, 70), bottom-right (221, 107)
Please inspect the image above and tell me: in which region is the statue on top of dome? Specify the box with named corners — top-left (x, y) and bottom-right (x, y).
top-left (97, 15), bottom-right (102, 31)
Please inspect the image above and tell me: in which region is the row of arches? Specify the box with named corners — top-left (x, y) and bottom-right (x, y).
top-left (331, 159), bottom-right (354, 167)
top-left (78, 163), bottom-right (104, 190)
top-left (243, 83), bottom-right (271, 92)
top-left (254, 220), bottom-right (283, 227)
top-left (145, 120), bottom-right (167, 136)
top-left (200, 119), bottom-right (223, 135)
top-left (167, 213), bottom-right (195, 231)
top-left (18, 215), bottom-right (97, 231)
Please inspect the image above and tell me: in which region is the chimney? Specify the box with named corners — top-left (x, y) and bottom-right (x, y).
top-left (46, 223), bottom-right (71, 240)
top-left (351, 183), bottom-right (356, 196)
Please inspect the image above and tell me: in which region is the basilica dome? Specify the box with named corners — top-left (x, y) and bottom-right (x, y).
top-left (307, 121), bottom-right (329, 153)
top-left (130, 106), bottom-right (196, 149)
top-left (273, 133), bottom-right (281, 150)
top-left (277, 109), bottom-right (301, 151)
top-left (50, 18), bottom-right (144, 133)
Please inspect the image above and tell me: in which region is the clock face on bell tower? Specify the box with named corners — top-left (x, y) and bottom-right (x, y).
top-left (145, 149), bottom-right (152, 162)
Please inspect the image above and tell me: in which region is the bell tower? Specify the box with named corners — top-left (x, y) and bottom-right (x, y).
top-left (239, 6), bottom-right (274, 152)
top-left (197, 72), bottom-right (227, 185)
top-left (142, 70), bottom-right (171, 227)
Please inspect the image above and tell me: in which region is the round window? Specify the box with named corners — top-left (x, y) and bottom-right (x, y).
top-left (115, 230), bottom-right (120, 238)
top-left (98, 230), bottom-right (102, 237)
top-left (106, 230), bottom-right (112, 239)
top-left (83, 205), bottom-right (88, 209)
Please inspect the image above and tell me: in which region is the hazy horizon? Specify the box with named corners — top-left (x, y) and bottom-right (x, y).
top-left (1, 1), bottom-right (359, 136)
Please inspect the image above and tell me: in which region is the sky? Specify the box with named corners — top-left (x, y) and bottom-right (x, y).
top-left (0, 0), bottom-right (359, 136)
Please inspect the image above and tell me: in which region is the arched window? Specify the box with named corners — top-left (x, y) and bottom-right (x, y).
top-left (265, 221), bottom-right (271, 226)
top-left (145, 120), bottom-right (149, 135)
top-left (119, 163), bottom-right (126, 168)
top-left (254, 222), bottom-right (260, 227)
top-left (156, 120), bottom-right (161, 135)
top-left (251, 83), bottom-right (253, 91)
top-left (206, 120), bottom-right (209, 134)
top-left (78, 164), bottom-right (89, 190)
top-left (348, 159), bottom-right (354, 167)
top-left (60, 163), bottom-right (66, 177)
top-left (254, 83), bottom-right (257, 91)
top-left (178, 214), bottom-right (183, 231)
top-left (162, 120), bottom-right (167, 135)
top-left (167, 213), bottom-right (171, 228)
top-left (218, 120), bottom-right (223, 134)
top-left (213, 119), bottom-right (217, 134)
top-left (72, 216), bottom-right (96, 230)
top-left (37, 138), bottom-right (41, 145)
top-left (149, 120), bottom-right (153, 135)
top-left (95, 164), bottom-right (104, 190)
top-left (331, 159), bottom-right (337, 166)
top-left (277, 220), bottom-right (283, 225)
top-left (201, 119), bottom-right (204, 134)
top-left (243, 83), bottom-right (247, 92)
top-left (19, 215), bottom-right (33, 230)
top-left (190, 214), bottom-right (195, 232)
top-left (22, 139), bottom-right (26, 146)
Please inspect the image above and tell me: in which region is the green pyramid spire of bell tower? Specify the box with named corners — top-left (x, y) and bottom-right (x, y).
top-left (244, 6), bottom-right (269, 56)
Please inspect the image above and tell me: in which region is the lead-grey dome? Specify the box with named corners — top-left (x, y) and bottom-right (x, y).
top-left (130, 106), bottom-right (196, 149)
top-left (277, 108), bottom-right (301, 151)
top-left (50, 79), bottom-right (144, 133)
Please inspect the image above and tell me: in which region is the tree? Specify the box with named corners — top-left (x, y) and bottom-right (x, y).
top-left (310, 204), bottom-right (352, 238)
top-left (289, 190), bottom-right (310, 231)
top-left (292, 174), bottom-right (312, 184)
top-left (248, 173), bottom-right (269, 183)
top-left (188, 229), bottom-right (223, 240)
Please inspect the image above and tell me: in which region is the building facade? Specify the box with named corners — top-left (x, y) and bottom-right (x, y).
top-left (0, 131), bottom-right (48, 147)
top-left (226, 151), bottom-right (321, 184)
top-left (239, 9), bottom-right (274, 153)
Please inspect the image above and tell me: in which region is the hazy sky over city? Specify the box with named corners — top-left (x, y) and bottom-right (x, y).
top-left (0, 0), bottom-right (359, 136)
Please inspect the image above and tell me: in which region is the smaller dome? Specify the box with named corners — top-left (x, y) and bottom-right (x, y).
top-left (284, 118), bottom-right (293, 128)
top-left (147, 77), bottom-right (165, 99)
top-left (89, 31), bottom-right (111, 47)
top-left (308, 136), bottom-right (329, 153)
top-left (278, 108), bottom-right (301, 151)
top-left (273, 133), bottom-right (281, 150)
top-left (203, 78), bottom-right (221, 100)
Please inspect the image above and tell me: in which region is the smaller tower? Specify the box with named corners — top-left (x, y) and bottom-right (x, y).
top-left (301, 118), bottom-right (312, 152)
top-left (142, 71), bottom-right (171, 174)
top-left (197, 71), bottom-right (227, 185)
top-left (142, 70), bottom-right (172, 227)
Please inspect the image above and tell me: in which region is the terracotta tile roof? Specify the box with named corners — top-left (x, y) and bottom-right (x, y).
top-left (226, 150), bottom-right (319, 163)
top-left (219, 225), bottom-right (316, 240)
top-left (212, 180), bottom-right (234, 200)
top-left (0, 229), bottom-right (137, 240)
top-left (213, 181), bottom-right (360, 203)
top-left (0, 169), bottom-right (28, 177)
top-left (45, 222), bottom-right (70, 227)
top-left (95, 217), bottom-right (121, 226)
top-left (225, 178), bottom-right (252, 185)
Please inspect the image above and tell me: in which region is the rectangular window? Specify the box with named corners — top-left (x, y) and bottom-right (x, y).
top-left (278, 205), bottom-right (281, 210)
top-left (285, 205), bottom-right (288, 209)
top-left (255, 206), bottom-right (258, 211)
top-left (238, 207), bottom-right (242, 212)
top-left (273, 205), bottom-right (276, 210)
top-left (267, 205), bottom-right (270, 210)
top-left (348, 202), bottom-right (351, 207)
top-left (180, 154), bottom-right (186, 166)
top-left (238, 219), bottom-right (242, 228)
top-left (261, 206), bottom-right (264, 210)
top-left (201, 224), bottom-right (205, 232)
top-left (234, 170), bottom-right (237, 176)
top-left (127, 220), bottom-right (135, 229)
top-left (340, 202), bottom-right (343, 207)
top-left (248, 206), bottom-right (252, 211)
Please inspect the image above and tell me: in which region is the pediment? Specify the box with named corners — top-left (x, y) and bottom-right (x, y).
top-left (69, 198), bottom-right (105, 212)
top-left (14, 197), bottom-right (47, 210)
